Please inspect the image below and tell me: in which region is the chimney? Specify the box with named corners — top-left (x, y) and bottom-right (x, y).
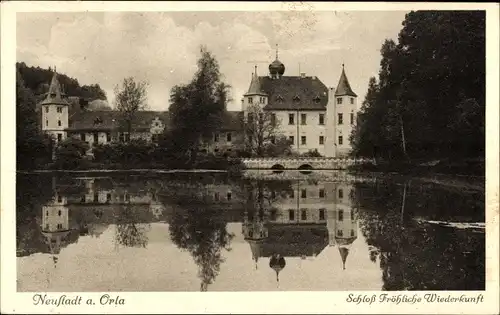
top-left (300, 72), bottom-right (306, 78)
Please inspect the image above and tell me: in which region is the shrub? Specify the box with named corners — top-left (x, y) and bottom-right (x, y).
top-left (53, 138), bottom-right (90, 170)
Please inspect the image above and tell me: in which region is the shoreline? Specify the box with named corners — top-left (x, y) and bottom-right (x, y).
top-left (17, 168), bottom-right (484, 191)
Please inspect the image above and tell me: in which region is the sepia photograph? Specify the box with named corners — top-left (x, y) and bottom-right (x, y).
top-left (2, 1), bottom-right (499, 314)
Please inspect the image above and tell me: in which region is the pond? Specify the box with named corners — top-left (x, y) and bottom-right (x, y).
top-left (16, 171), bottom-right (485, 292)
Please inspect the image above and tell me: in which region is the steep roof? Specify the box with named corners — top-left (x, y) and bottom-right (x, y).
top-left (244, 72), bottom-right (266, 96)
top-left (221, 110), bottom-right (244, 131)
top-left (258, 224), bottom-right (329, 257)
top-left (40, 72), bottom-right (70, 106)
top-left (335, 67), bottom-right (357, 97)
top-left (259, 76), bottom-right (329, 111)
top-left (67, 110), bottom-right (243, 132)
top-left (67, 111), bottom-right (170, 132)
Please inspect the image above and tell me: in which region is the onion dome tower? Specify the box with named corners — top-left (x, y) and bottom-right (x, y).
top-left (269, 44), bottom-right (285, 79)
top-left (269, 254), bottom-right (286, 283)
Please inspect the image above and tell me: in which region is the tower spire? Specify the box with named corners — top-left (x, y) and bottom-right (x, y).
top-left (276, 44), bottom-right (279, 60)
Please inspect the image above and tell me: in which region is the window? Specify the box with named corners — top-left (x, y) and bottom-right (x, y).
top-left (57, 223), bottom-right (62, 229)
top-left (289, 189), bottom-right (294, 198)
top-left (337, 97), bottom-right (343, 104)
top-left (301, 189), bottom-right (307, 198)
top-left (319, 189), bottom-right (325, 198)
top-left (350, 97), bottom-right (354, 104)
top-left (57, 107), bottom-right (62, 113)
top-left (301, 209), bottom-right (307, 221)
top-left (94, 193), bottom-right (98, 203)
top-left (289, 136), bottom-right (294, 144)
top-left (57, 134), bottom-right (62, 142)
top-left (106, 132), bottom-right (111, 142)
top-left (293, 95), bottom-right (300, 102)
top-left (338, 188), bottom-right (344, 199)
top-left (81, 133), bottom-right (86, 141)
top-left (351, 211), bottom-right (355, 221)
top-left (214, 192), bottom-right (220, 201)
top-left (80, 195), bottom-right (86, 203)
top-left (271, 113), bottom-right (276, 126)
top-left (57, 195), bottom-right (62, 203)
top-left (338, 210), bottom-right (344, 221)
top-left (301, 136), bottom-right (306, 145)
top-left (119, 133), bottom-right (124, 142)
top-left (289, 209), bottom-right (295, 221)
top-left (271, 136), bottom-right (275, 144)
top-left (58, 210), bottom-right (62, 216)
top-left (351, 229), bottom-right (355, 237)
top-left (270, 209), bottom-right (277, 221)
top-left (107, 193), bottom-right (111, 202)
top-left (155, 122), bottom-right (159, 127)
top-left (314, 96), bottom-right (321, 103)
top-left (288, 113), bottom-right (295, 125)
top-left (248, 97), bottom-right (253, 104)
top-left (125, 194), bottom-right (130, 202)
top-left (214, 148), bottom-right (219, 153)
top-left (301, 113), bottom-right (307, 125)
top-left (319, 136), bottom-right (324, 145)
top-left (338, 230), bottom-right (343, 237)
top-left (319, 209), bottom-right (325, 220)
top-left (58, 120), bottom-right (61, 126)
top-left (319, 114), bottom-right (325, 125)
top-left (46, 120), bottom-right (48, 127)
top-left (338, 135), bottom-right (343, 145)
top-left (226, 133), bottom-right (232, 142)
top-left (227, 192), bottom-right (232, 201)
top-left (93, 132), bottom-right (98, 143)
top-left (350, 113), bottom-right (354, 125)
top-left (214, 133), bottom-right (219, 142)
top-left (338, 113), bottom-right (343, 125)
top-left (45, 107), bottom-right (49, 113)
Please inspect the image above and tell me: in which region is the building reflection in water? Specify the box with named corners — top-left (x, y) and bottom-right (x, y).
top-left (39, 176), bottom-right (167, 264)
top-left (243, 180), bottom-right (358, 284)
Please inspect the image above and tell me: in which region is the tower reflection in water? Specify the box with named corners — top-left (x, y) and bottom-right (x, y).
top-left (39, 176), bottom-right (166, 270)
top-left (243, 179), bottom-right (358, 284)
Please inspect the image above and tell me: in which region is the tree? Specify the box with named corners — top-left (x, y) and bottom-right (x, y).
top-left (240, 103), bottom-right (291, 157)
top-left (350, 11), bottom-right (485, 162)
top-left (165, 46), bottom-right (230, 165)
top-left (16, 69), bottom-right (53, 170)
top-left (114, 77), bottom-right (149, 135)
top-left (53, 138), bottom-right (89, 169)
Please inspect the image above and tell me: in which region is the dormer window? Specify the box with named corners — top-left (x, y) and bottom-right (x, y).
top-left (313, 95), bottom-right (321, 103)
top-left (293, 95), bottom-right (300, 102)
top-left (276, 95), bottom-right (284, 103)
top-left (93, 117), bottom-right (103, 125)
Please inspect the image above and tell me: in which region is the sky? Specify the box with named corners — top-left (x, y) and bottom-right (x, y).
top-left (17, 11), bottom-right (408, 111)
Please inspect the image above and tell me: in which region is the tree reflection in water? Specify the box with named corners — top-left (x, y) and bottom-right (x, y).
top-left (114, 204), bottom-right (150, 248)
top-left (354, 180), bottom-right (485, 290)
top-left (168, 208), bottom-right (234, 292)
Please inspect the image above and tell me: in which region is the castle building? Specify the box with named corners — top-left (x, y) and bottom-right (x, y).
top-left (242, 48), bottom-right (358, 157)
top-left (39, 71), bottom-right (243, 155)
top-left (39, 50), bottom-right (358, 158)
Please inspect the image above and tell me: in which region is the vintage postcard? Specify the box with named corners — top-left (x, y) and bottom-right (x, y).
top-left (1, 1), bottom-right (499, 314)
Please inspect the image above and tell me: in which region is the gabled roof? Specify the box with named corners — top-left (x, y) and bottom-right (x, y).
top-left (335, 67), bottom-right (357, 97)
top-left (40, 72), bottom-right (70, 106)
top-left (259, 76), bottom-right (329, 110)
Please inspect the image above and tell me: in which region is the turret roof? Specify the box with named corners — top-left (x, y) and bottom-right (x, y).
top-left (335, 65), bottom-right (357, 97)
top-left (40, 72), bottom-right (70, 106)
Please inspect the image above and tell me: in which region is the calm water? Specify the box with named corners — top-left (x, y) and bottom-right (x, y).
top-left (16, 171), bottom-right (485, 291)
